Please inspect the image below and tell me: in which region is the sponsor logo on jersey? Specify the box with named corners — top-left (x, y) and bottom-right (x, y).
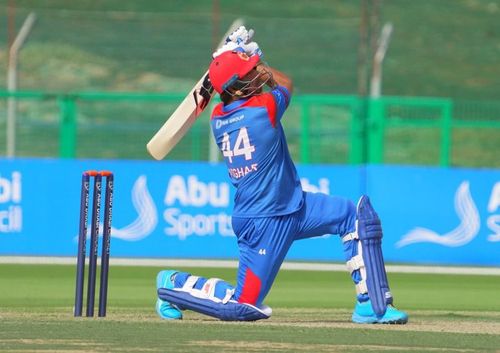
top-left (215, 114), bottom-right (245, 129)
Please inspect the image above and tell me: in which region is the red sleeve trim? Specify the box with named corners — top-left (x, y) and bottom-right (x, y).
top-left (243, 93), bottom-right (277, 127)
top-left (211, 102), bottom-right (225, 119)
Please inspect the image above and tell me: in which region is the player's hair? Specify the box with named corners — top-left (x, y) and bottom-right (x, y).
top-left (221, 91), bottom-right (232, 105)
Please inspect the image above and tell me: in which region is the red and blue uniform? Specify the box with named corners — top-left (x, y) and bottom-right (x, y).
top-left (210, 86), bottom-right (302, 217)
top-left (208, 86), bottom-right (356, 306)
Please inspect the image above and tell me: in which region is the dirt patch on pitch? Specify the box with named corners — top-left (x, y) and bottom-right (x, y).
top-left (183, 308), bottom-right (500, 335)
top-left (72, 308), bottom-right (500, 335)
top-left (0, 338), bottom-right (157, 353)
top-left (264, 319), bottom-right (500, 335)
top-left (261, 308), bottom-right (500, 335)
top-left (189, 340), bottom-right (478, 352)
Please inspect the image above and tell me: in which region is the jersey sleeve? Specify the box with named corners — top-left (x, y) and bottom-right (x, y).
top-left (270, 86), bottom-right (291, 123)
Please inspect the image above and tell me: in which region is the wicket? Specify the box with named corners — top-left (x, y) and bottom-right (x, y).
top-left (74, 170), bottom-right (114, 317)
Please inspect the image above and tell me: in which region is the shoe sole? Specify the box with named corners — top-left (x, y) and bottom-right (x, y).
top-left (352, 313), bottom-right (408, 325)
top-left (377, 316), bottom-right (408, 324)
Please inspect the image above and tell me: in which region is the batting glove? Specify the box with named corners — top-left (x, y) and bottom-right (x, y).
top-left (226, 26), bottom-right (251, 45)
top-left (212, 41), bottom-right (239, 58)
top-left (240, 41), bottom-right (263, 58)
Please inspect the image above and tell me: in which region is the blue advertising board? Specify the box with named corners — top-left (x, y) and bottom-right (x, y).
top-left (0, 158), bottom-right (498, 265)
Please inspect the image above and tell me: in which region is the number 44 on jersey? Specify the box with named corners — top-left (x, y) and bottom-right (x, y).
top-left (221, 127), bottom-right (255, 163)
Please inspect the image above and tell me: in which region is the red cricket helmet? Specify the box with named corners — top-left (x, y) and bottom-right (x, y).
top-left (208, 50), bottom-right (260, 94)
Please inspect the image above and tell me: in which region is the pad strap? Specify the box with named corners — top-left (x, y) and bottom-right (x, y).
top-left (342, 224), bottom-right (359, 243)
top-left (346, 254), bottom-right (364, 273)
top-left (346, 249), bottom-right (369, 295)
top-left (179, 277), bottom-right (234, 304)
top-left (355, 280), bottom-right (368, 294)
top-left (182, 276), bottom-right (200, 290)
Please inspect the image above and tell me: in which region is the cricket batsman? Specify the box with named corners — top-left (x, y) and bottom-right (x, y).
top-left (156, 26), bottom-right (408, 324)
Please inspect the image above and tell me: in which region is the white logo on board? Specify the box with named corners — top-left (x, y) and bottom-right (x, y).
top-left (0, 172), bottom-right (22, 233)
top-left (111, 176), bottom-right (158, 241)
top-left (397, 181), bottom-right (500, 247)
top-left (163, 175), bottom-right (233, 240)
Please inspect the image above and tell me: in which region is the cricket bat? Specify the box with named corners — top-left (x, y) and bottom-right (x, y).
top-left (146, 73), bottom-right (214, 160)
top-left (146, 20), bottom-right (244, 160)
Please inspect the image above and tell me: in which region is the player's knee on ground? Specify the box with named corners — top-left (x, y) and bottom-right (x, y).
top-left (157, 271), bottom-right (272, 321)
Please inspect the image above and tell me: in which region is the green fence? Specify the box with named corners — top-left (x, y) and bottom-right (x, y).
top-left (0, 91), bottom-right (499, 168)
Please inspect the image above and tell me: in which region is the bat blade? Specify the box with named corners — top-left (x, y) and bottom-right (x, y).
top-left (146, 72), bottom-right (214, 160)
top-left (146, 18), bottom-right (244, 160)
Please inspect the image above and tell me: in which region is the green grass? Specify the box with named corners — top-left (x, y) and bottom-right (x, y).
top-left (1, 264), bottom-right (499, 352)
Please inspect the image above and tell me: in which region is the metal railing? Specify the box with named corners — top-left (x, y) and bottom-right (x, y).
top-left (1, 91), bottom-right (499, 168)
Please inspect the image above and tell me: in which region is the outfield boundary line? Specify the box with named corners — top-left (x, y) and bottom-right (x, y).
top-left (0, 256), bottom-right (499, 275)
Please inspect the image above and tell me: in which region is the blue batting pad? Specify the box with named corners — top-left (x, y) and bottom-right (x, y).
top-left (158, 288), bottom-right (271, 321)
top-left (357, 196), bottom-right (392, 317)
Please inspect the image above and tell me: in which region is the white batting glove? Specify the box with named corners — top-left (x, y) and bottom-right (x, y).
top-left (214, 26), bottom-right (262, 58)
top-left (226, 26), bottom-right (252, 45)
top-left (240, 41), bottom-right (263, 58)
top-left (212, 41), bottom-right (239, 58)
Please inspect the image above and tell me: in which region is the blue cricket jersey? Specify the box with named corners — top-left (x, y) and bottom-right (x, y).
top-left (210, 86), bottom-right (303, 217)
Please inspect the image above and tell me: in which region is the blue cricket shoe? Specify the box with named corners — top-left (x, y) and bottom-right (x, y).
top-left (156, 270), bottom-right (182, 320)
top-left (352, 299), bottom-right (408, 324)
